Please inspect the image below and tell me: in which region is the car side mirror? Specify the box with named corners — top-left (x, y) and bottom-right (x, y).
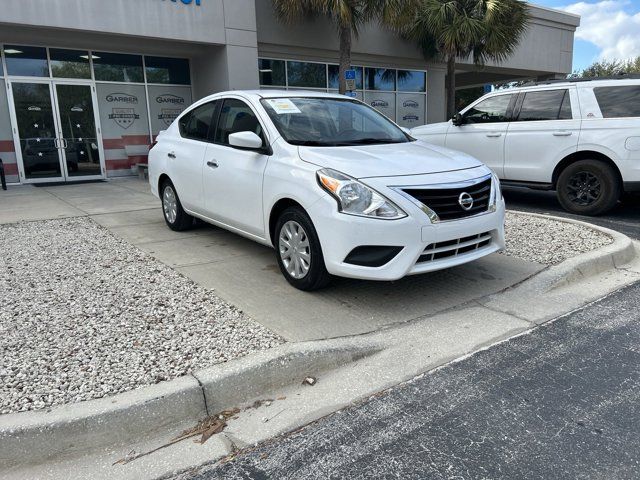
top-left (452, 113), bottom-right (465, 126)
top-left (228, 131), bottom-right (264, 150)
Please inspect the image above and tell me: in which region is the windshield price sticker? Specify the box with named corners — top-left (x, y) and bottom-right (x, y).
top-left (266, 99), bottom-right (301, 115)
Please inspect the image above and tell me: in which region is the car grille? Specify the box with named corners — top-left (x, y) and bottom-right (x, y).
top-left (417, 232), bottom-right (493, 263)
top-left (402, 177), bottom-right (492, 221)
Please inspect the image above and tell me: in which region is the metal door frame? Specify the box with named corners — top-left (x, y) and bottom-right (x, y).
top-left (7, 77), bottom-right (106, 183)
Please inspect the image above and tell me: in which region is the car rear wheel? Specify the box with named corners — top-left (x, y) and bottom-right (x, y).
top-left (161, 180), bottom-right (193, 231)
top-left (274, 207), bottom-right (331, 291)
top-left (556, 160), bottom-right (620, 216)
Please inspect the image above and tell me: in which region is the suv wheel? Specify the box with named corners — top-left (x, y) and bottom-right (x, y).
top-left (274, 207), bottom-right (331, 291)
top-left (556, 160), bottom-right (621, 215)
top-left (161, 180), bottom-right (193, 231)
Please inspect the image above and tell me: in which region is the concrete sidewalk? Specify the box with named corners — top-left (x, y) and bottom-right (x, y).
top-left (1, 178), bottom-right (543, 342)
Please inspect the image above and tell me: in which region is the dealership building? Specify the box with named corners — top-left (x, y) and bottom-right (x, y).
top-left (0, 0), bottom-right (579, 185)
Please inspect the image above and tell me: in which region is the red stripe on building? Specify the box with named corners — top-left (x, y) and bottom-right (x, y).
top-left (1, 162), bottom-right (18, 175)
top-left (106, 154), bottom-right (149, 171)
top-left (0, 140), bottom-right (15, 152)
top-left (102, 135), bottom-right (151, 150)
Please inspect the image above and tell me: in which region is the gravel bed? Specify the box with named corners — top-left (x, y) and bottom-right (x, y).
top-left (503, 211), bottom-right (613, 265)
top-left (0, 217), bottom-right (283, 415)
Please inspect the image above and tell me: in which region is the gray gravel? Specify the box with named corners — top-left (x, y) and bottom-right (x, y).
top-left (0, 217), bottom-right (283, 415)
top-left (503, 211), bottom-right (613, 265)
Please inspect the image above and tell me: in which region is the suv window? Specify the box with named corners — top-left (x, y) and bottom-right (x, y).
top-left (463, 95), bottom-right (513, 124)
top-left (215, 98), bottom-right (264, 146)
top-left (517, 90), bottom-right (571, 121)
top-left (594, 86), bottom-right (640, 118)
top-left (179, 101), bottom-right (217, 141)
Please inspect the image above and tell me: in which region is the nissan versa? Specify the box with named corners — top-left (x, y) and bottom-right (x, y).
top-left (149, 91), bottom-right (505, 290)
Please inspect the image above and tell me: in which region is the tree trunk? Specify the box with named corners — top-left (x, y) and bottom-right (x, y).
top-left (338, 25), bottom-right (352, 95)
top-left (446, 55), bottom-right (456, 119)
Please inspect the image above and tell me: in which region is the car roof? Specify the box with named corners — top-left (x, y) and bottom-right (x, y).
top-left (202, 89), bottom-right (351, 102)
top-left (496, 77), bottom-right (640, 93)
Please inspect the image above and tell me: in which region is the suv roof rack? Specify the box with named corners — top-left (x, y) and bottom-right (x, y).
top-left (522, 74), bottom-right (640, 87)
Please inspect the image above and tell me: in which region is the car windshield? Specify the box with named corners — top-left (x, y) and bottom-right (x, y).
top-left (260, 97), bottom-right (412, 147)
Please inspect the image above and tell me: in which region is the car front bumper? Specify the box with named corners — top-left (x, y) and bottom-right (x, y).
top-left (308, 193), bottom-right (506, 281)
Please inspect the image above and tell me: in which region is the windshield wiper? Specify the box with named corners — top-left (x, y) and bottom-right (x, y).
top-left (335, 138), bottom-right (406, 146)
top-left (288, 140), bottom-right (336, 146)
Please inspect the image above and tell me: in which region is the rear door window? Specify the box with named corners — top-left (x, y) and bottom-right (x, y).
top-left (463, 95), bottom-right (514, 124)
top-left (594, 86), bottom-right (640, 118)
top-left (516, 89), bottom-right (570, 121)
top-left (179, 101), bottom-right (217, 142)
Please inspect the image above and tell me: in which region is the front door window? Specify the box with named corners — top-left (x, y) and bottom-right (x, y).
top-left (55, 84), bottom-right (103, 177)
top-left (12, 82), bottom-right (62, 180)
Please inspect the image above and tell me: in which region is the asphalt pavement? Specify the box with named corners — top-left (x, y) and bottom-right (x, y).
top-left (180, 280), bottom-right (640, 480)
top-left (503, 186), bottom-right (640, 240)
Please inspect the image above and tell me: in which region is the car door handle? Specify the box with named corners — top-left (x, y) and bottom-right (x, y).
top-left (553, 131), bottom-right (572, 136)
top-left (167, 152), bottom-right (176, 159)
top-left (207, 160), bottom-right (219, 169)
top-left (485, 133), bottom-right (502, 138)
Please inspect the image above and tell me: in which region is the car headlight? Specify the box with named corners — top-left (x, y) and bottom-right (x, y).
top-left (317, 168), bottom-right (407, 219)
top-left (489, 173), bottom-right (502, 211)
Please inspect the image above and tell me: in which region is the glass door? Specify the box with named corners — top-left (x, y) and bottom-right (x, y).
top-left (9, 80), bottom-right (105, 183)
top-left (53, 83), bottom-right (105, 179)
top-left (9, 81), bottom-right (64, 182)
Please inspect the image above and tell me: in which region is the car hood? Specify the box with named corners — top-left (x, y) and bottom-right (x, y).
top-left (298, 140), bottom-right (482, 179)
top-left (410, 121), bottom-right (450, 137)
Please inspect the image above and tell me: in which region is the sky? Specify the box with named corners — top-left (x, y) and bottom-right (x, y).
top-left (532, 0), bottom-right (640, 72)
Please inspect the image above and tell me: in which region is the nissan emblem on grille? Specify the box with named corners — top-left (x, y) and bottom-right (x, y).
top-left (458, 192), bottom-right (474, 211)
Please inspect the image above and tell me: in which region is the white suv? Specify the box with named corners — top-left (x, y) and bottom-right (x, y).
top-left (411, 78), bottom-right (640, 215)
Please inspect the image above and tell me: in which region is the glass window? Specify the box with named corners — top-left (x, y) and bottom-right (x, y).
top-left (261, 97), bottom-right (410, 147)
top-left (464, 94), bottom-right (513, 124)
top-left (364, 68), bottom-right (396, 91)
top-left (50, 49), bottom-right (91, 79)
top-left (559, 91), bottom-right (572, 119)
top-left (517, 90), bottom-right (568, 121)
top-left (594, 86), bottom-right (640, 118)
top-left (148, 85), bottom-right (193, 137)
top-left (179, 101), bottom-right (217, 142)
top-left (215, 99), bottom-right (264, 145)
top-left (259, 59), bottom-right (286, 86)
top-left (398, 70), bottom-right (426, 92)
top-left (145, 56), bottom-right (190, 85)
top-left (287, 61), bottom-right (326, 89)
top-left (328, 65), bottom-right (363, 90)
top-left (4, 45), bottom-right (49, 77)
top-left (93, 52), bottom-right (144, 83)
top-left (96, 83), bottom-right (151, 175)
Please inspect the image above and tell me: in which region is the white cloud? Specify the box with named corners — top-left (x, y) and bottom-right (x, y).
top-left (562, 0), bottom-right (640, 60)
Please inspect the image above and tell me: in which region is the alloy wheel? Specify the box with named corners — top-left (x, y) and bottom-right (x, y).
top-left (566, 171), bottom-right (601, 206)
top-left (163, 185), bottom-right (178, 224)
top-left (279, 220), bottom-right (311, 279)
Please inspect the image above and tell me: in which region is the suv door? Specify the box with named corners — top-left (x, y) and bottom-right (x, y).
top-left (503, 88), bottom-right (580, 183)
top-left (203, 97), bottom-right (270, 237)
top-left (446, 93), bottom-right (516, 177)
top-left (171, 100), bottom-right (218, 212)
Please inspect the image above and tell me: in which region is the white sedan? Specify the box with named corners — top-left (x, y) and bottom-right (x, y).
top-left (149, 91), bottom-right (505, 290)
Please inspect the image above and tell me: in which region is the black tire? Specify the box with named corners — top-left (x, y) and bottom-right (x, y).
top-left (556, 160), bottom-right (621, 216)
top-left (274, 207), bottom-right (331, 291)
top-left (160, 179), bottom-right (193, 231)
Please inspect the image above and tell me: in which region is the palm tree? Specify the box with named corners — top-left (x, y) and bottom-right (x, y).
top-left (272, 0), bottom-right (410, 94)
top-left (402, 0), bottom-right (529, 118)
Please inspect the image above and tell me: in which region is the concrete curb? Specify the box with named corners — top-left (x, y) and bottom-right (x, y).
top-left (0, 339), bottom-right (381, 470)
top-left (478, 211), bottom-right (638, 325)
top-left (508, 210), bottom-right (636, 290)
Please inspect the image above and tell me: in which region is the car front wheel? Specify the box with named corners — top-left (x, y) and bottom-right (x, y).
top-left (556, 160), bottom-right (621, 216)
top-left (274, 207), bottom-right (331, 291)
top-left (161, 180), bottom-right (193, 231)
